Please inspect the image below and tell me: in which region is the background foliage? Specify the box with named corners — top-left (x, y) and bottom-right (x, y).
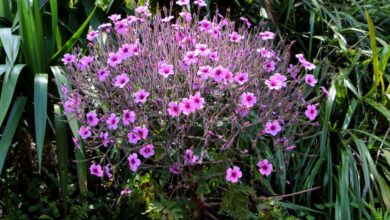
top-left (0, 0), bottom-right (389, 219)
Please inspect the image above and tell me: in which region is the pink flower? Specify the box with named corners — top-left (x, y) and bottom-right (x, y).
top-left (257, 48), bottom-right (273, 59)
top-left (97, 68), bottom-right (110, 81)
top-left (263, 60), bottom-right (276, 73)
top-left (211, 66), bottom-right (226, 83)
top-left (264, 120), bottom-right (282, 136)
top-left (119, 44), bottom-right (134, 59)
top-left (158, 63), bottom-right (174, 78)
top-left (162, 16), bottom-right (174, 23)
top-left (265, 73), bottom-right (287, 90)
top-left (72, 137), bottom-right (80, 149)
top-left (225, 166), bottom-right (242, 183)
top-left (127, 153), bottom-right (141, 172)
top-left (86, 111), bottom-right (99, 127)
top-left (122, 110), bottom-right (136, 125)
top-left (176, 0), bottom-right (190, 6)
top-left (189, 92), bottom-right (205, 110)
top-left (305, 74), bottom-right (317, 87)
top-left (108, 14), bottom-right (121, 22)
top-left (257, 159), bottom-right (273, 176)
top-left (106, 113), bottom-right (120, 130)
top-left (321, 86), bottom-right (329, 96)
top-left (113, 73), bottom-right (129, 88)
top-left (197, 65), bottom-right (212, 79)
top-left (286, 145), bottom-right (296, 151)
top-left (184, 149), bottom-right (198, 165)
top-left (241, 92), bottom-right (257, 108)
top-left (127, 132), bottom-right (140, 144)
top-left (288, 64), bottom-right (300, 79)
top-left (167, 101), bottom-right (181, 117)
top-left (104, 164), bottom-right (113, 178)
top-left (195, 44), bottom-right (210, 56)
top-left (234, 72), bottom-right (248, 85)
top-left (133, 126), bottom-right (149, 140)
top-left (77, 56), bottom-right (94, 71)
top-left (100, 132), bottom-right (109, 147)
top-left (229, 31), bottom-right (244, 43)
top-left (180, 98), bottom-right (196, 115)
top-left (114, 20), bottom-right (128, 34)
top-left (139, 144), bottom-right (155, 158)
top-left (199, 20), bottom-right (212, 32)
top-left (259, 31), bottom-right (275, 40)
top-left (121, 188), bottom-right (132, 196)
top-left (208, 26), bottom-right (221, 39)
top-left (209, 51), bottom-right (218, 61)
top-left (194, 0), bottom-right (207, 7)
top-left (183, 51), bottom-right (198, 65)
top-left (87, 30), bottom-right (99, 41)
top-left (135, 6), bottom-right (151, 17)
top-left (240, 17), bottom-right (252, 28)
top-left (129, 43), bottom-right (140, 56)
top-left (305, 104), bottom-right (318, 121)
top-left (134, 89), bottom-right (150, 103)
top-left (169, 163), bottom-right (182, 174)
top-left (90, 164), bottom-right (104, 177)
top-left (98, 23), bottom-right (112, 33)
top-left (302, 60), bottom-right (316, 70)
top-left (179, 12), bottom-right (192, 22)
top-left (78, 126), bottom-right (92, 140)
top-left (61, 54), bottom-right (75, 65)
top-left (107, 52), bottom-right (122, 67)
top-left (222, 69), bottom-right (234, 85)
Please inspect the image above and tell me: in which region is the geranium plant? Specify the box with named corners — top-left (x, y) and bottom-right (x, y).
top-left (60, 1), bottom-right (321, 218)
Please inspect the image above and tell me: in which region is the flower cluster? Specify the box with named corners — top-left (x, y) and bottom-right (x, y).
top-left (60, 2), bottom-right (321, 194)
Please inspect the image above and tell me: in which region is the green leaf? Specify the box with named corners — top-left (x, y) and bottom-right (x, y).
top-left (50, 7), bottom-right (97, 63)
top-left (54, 104), bottom-right (68, 204)
top-left (0, 64), bottom-right (5, 76)
top-left (18, 0), bottom-right (46, 73)
top-left (0, 96), bottom-right (27, 175)
top-left (0, 64), bottom-right (25, 127)
top-left (34, 73), bottom-right (48, 171)
top-left (364, 99), bottom-right (390, 123)
top-left (0, 28), bottom-right (21, 66)
top-left (51, 66), bottom-right (88, 193)
top-left (50, 0), bottom-right (61, 51)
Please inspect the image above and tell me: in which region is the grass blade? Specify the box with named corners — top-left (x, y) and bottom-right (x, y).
top-left (0, 64), bottom-right (25, 127)
top-left (0, 96), bottom-right (27, 175)
top-left (364, 99), bottom-right (390, 123)
top-left (54, 104), bottom-right (69, 205)
top-left (0, 28), bottom-right (21, 66)
top-left (34, 73), bottom-right (48, 171)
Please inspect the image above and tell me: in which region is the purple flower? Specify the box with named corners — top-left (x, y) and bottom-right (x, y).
top-left (61, 54), bottom-right (76, 65)
top-left (264, 120), bottom-right (282, 136)
top-left (106, 113), bottom-right (120, 130)
top-left (134, 89), bottom-right (150, 103)
top-left (122, 110), bottom-right (136, 125)
top-left (104, 164), bottom-right (113, 178)
top-left (133, 126), bottom-right (149, 140)
top-left (127, 132), bottom-right (141, 144)
top-left (72, 137), bottom-right (80, 149)
top-left (139, 144), bottom-right (155, 158)
top-left (265, 73), bottom-right (287, 90)
top-left (108, 14), bottom-right (121, 22)
top-left (257, 159), bottom-right (273, 176)
top-left (240, 17), bottom-right (252, 28)
top-left (158, 63), bottom-right (174, 78)
top-left (115, 20), bottom-right (128, 34)
top-left (189, 92), bottom-right (205, 110)
top-left (226, 166), bottom-right (242, 183)
top-left (197, 65), bottom-right (212, 79)
top-left (87, 30), bottom-right (99, 41)
top-left (77, 56), bottom-right (94, 71)
top-left (180, 98), bottom-right (196, 115)
top-left (195, 44), bottom-right (210, 57)
top-left (86, 111), bottom-right (99, 127)
top-left (127, 153), bottom-right (141, 172)
top-left (305, 104), bottom-right (318, 121)
top-left (100, 132), bottom-right (109, 147)
top-left (183, 51), bottom-right (198, 65)
top-left (107, 52), bottom-right (122, 67)
top-left (179, 12), bottom-right (192, 22)
top-left (169, 163), bottom-right (182, 174)
top-left (241, 92), bottom-right (257, 108)
top-left (167, 101), bottom-right (181, 117)
top-left (199, 20), bottom-right (212, 32)
top-left (234, 72), bottom-right (249, 85)
top-left (305, 74), bottom-right (317, 87)
top-left (119, 43), bottom-right (134, 59)
top-left (121, 188), bottom-right (132, 196)
top-left (229, 31), bottom-right (244, 43)
top-left (259, 31), bottom-right (275, 40)
top-left (78, 126), bottom-right (92, 140)
top-left (97, 68), bottom-right (110, 81)
top-left (321, 86), bottom-right (329, 96)
top-left (114, 73), bottom-right (129, 88)
top-left (184, 149), bottom-right (198, 165)
top-left (263, 60), bottom-right (276, 73)
top-left (90, 164), bottom-right (103, 177)
top-left (194, 0), bottom-right (207, 7)
top-left (176, 0), bottom-right (190, 6)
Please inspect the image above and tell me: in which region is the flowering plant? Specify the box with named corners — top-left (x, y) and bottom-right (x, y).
top-left (60, 1), bottom-right (322, 217)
